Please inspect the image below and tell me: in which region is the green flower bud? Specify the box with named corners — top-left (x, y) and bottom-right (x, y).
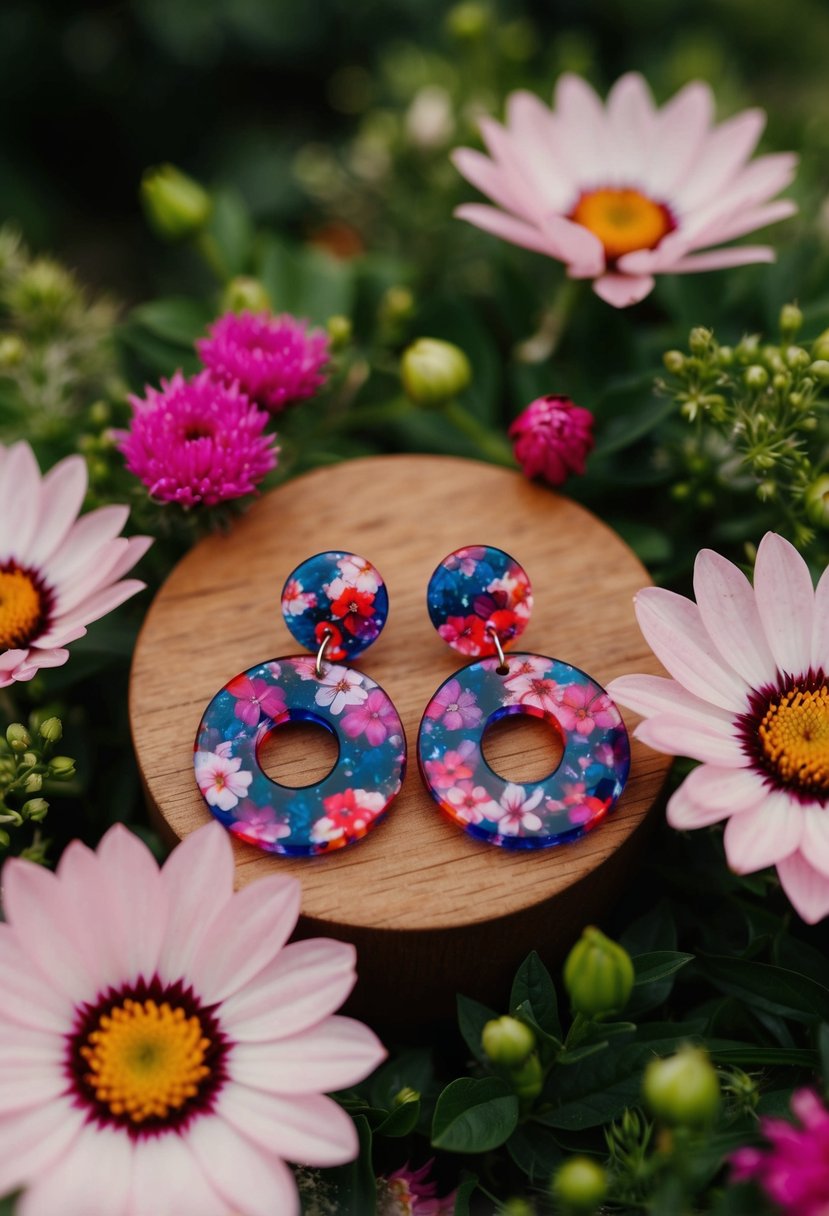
top-left (89, 400), bottom-right (110, 426)
top-left (717, 345), bottom-right (734, 366)
top-left (806, 476), bottom-right (829, 528)
top-left (141, 165), bottom-right (212, 241)
top-left (21, 752), bottom-right (38, 769)
top-left (736, 334), bottom-right (760, 362)
top-left (6, 724), bottom-right (31, 752)
top-left (501, 1200), bottom-right (535, 1216)
top-left (221, 276), bottom-right (271, 315)
top-left (22, 797), bottom-right (48, 822)
top-left (563, 926), bottom-right (634, 1019)
top-left (446, 1), bottom-right (490, 40)
top-left (326, 314), bottom-right (352, 350)
top-left (753, 453), bottom-right (775, 471)
top-left (0, 827), bottom-right (10, 849)
top-left (401, 337), bottom-right (471, 406)
top-left (8, 259), bottom-right (77, 329)
top-left (688, 326), bottom-right (713, 356)
top-left (510, 1051), bottom-right (543, 1099)
top-left (744, 365), bottom-right (768, 389)
top-left (757, 480), bottom-right (777, 502)
top-left (23, 772), bottom-right (42, 793)
top-left (643, 1045), bottom-right (721, 1128)
top-left (551, 1157), bottom-right (607, 1214)
top-left (481, 1016), bottom-right (535, 1066)
top-left (772, 372), bottom-right (791, 391)
top-left (662, 350), bottom-right (685, 374)
top-left (814, 330), bottom-right (829, 361)
top-left (670, 482), bottom-right (692, 501)
top-left (48, 756), bottom-right (76, 778)
top-left (786, 345), bottom-right (811, 371)
top-left (38, 717), bottom-right (62, 743)
top-left (392, 1086), bottom-right (420, 1108)
top-left (0, 334), bottom-right (24, 369)
top-left (380, 285), bottom-right (415, 328)
top-left (780, 303), bottom-right (803, 339)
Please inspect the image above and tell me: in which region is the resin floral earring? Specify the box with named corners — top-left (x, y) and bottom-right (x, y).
top-left (195, 550), bottom-right (406, 856)
top-left (418, 545), bottom-right (630, 848)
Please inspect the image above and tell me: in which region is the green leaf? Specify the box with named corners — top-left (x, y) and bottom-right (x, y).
top-left (259, 236), bottom-right (354, 323)
top-left (452, 1175), bottom-right (479, 1216)
top-left (702, 955), bottom-right (829, 1024)
top-left (368, 1047), bottom-right (434, 1111)
top-left (507, 1122), bottom-right (563, 1181)
top-left (557, 1040), bottom-right (611, 1065)
top-left (130, 297), bottom-right (213, 346)
top-left (510, 951), bottom-right (561, 1038)
top-left (326, 1114), bottom-right (376, 1216)
top-left (431, 1077), bottom-right (519, 1153)
top-left (207, 188), bottom-right (254, 278)
top-left (708, 1045), bottom-right (818, 1068)
top-left (374, 1097), bottom-right (421, 1137)
top-left (456, 994), bottom-right (498, 1064)
top-left (633, 952), bottom-right (695, 986)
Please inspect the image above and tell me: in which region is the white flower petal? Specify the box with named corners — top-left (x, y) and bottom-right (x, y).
top-left (633, 586), bottom-right (750, 712)
top-left (553, 72), bottom-right (608, 181)
top-left (692, 548), bottom-right (779, 688)
top-left (605, 72), bottom-right (656, 183)
top-left (229, 1015), bottom-right (386, 1095)
top-left (635, 715), bottom-right (747, 766)
top-left (673, 108), bottom-right (766, 210)
top-left (812, 561), bottom-right (829, 673)
top-left (723, 792), bottom-right (803, 873)
top-left (96, 824), bottom-right (168, 985)
top-left (187, 1118), bottom-right (299, 1216)
top-left (646, 80), bottom-right (714, 198)
top-left (0, 925), bottom-right (72, 1031)
top-left (0, 442), bottom-right (41, 562)
top-left (667, 765), bottom-right (766, 829)
top-left (777, 850), bottom-right (829, 924)
top-left (16, 1124), bottom-right (132, 1216)
top-left (129, 1136), bottom-right (227, 1216)
top-left (0, 1096), bottom-right (85, 1198)
top-left (754, 532), bottom-right (814, 678)
top-left (45, 504), bottom-right (130, 584)
top-left (606, 673), bottom-right (733, 727)
top-left (592, 273), bottom-right (655, 308)
top-left (799, 808), bottom-right (829, 879)
top-left (158, 823), bottom-right (235, 985)
top-left (454, 203), bottom-right (562, 257)
top-left (218, 1085), bottom-right (358, 1167)
top-left (29, 454), bottom-right (87, 566)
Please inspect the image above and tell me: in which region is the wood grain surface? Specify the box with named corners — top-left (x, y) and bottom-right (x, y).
top-left (130, 455), bottom-right (671, 1020)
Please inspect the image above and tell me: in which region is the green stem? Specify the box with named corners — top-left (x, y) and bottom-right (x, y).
top-left (515, 276), bottom-right (583, 364)
top-left (442, 400), bottom-right (516, 467)
top-left (194, 230), bottom-right (230, 283)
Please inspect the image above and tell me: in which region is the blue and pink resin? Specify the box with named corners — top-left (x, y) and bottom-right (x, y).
top-left (427, 545), bottom-right (533, 657)
top-left (281, 551), bottom-right (388, 661)
top-left (195, 656), bottom-right (406, 856)
top-left (418, 652), bottom-right (630, 849)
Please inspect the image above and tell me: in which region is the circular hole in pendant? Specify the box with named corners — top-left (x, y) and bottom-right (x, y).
top-left (257, 719), bottom-right (339, 789)
top-left (482, 712), bottom-right (564, 784)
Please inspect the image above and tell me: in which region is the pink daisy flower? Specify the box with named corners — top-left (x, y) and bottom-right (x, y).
top-left (509, 395), bottom-right (594, 487)
top-left (194, 749), bottom-right (253, 812)
top-left (227, 675), bottom-right (288, 728)
top-left (492, 783), bottom-right (545, 835)
top-left (424, 679), bottom-right (483, 731)
top-left (0, 822), bottom-right (385, 1215)
top-left (341, 689), bottom-right (401, 747)
top-left (452, 72), bottom-right (797, 307)
top-left (379, 1160), bottom-right (456, 1215)
top-left (116, 370), bottom-right (278, 509)
top-left (197, 311), bottom-right (329, 414)
top-left (608, 532), bottom-right (829, 924)
top-left (731, 1088), bottom-right (829, 1215)
top-left (0, 442), bottom-right (150, 687)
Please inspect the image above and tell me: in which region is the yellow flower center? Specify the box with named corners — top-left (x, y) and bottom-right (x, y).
top-left (758, 685), bottom-right (829, 794)
top-left (570, 188), bottom-right (674, 261)
top-left (79, 997), bottom-right (212, 1124)
top-left (0, 567), bottom-right (45, 649)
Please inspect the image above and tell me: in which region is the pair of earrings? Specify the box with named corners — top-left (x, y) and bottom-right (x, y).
top-left (194, 546), bottom-right (630, 856)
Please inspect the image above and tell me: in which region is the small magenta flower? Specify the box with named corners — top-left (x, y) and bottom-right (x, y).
top-left (379, 1160), bottom-right (456, 1215)
top-left (116, 370), bottom-right (278, 508)
top-left (509, 395), bottom-right (594, 486)
top-left (731, 1088), bottom-right (829, 1215)
top-left (197, 310), bottom-right (330, 414)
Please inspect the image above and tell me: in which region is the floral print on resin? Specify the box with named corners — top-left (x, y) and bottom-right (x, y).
top-left (281, 550), bottom-right (389, 661)
top-left (427, 545), bottom-right (533, 658)
top-left (195, 656), bottom-right (405, 855)
top-left (418, 652), bottom-right (630, 849)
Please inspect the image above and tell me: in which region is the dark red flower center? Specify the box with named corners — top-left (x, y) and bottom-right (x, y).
top-left (0, 561), bottom-right (53, 650)
top-left (737, 672), bottom-right (829, 803)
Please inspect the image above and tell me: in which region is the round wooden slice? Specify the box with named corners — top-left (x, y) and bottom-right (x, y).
top-left (130, 455), bottom-right (670, 1021)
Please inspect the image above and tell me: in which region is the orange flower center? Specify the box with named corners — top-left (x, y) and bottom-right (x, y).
top-left (570, 188), bottom-right (674, 261)
top-left (0, 567), bottom-right (45, 649)
top-left (758, 685), bottom-right (829, 794)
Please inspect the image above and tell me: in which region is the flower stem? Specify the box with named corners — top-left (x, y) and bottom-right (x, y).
top-left (515, 276), bottom-right (583, 364)
top-left (442, 400), bottom-right (516, 467)
top-left (194, 231), bottom-right (230, 283)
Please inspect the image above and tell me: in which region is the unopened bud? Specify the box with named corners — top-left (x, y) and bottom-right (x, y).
top-left (326, 314), bottom-right (352, 350)
top-left (141, 165), bottom-right (212, 241)
top-left (551, 1157), bottom-right (607, 1214)
top-left (563, 926), bottom-right (634, 1019)
top-left (22, 798), bottom-right (48, 822)
top-left (501, 1200), bottom-right (535, 1216)
top-left (482, 1016), bottom-right (535, 1067)
top-left (401, 337), bottom-right (471, 406)
top-left (779, 303), bottom-right (803, 339)
top-left (744, 365), bottom-right (768, 389)
top-left (717, 345), bottom-right (734, 366)
top-left (662, 350), bottom-right (685, 374)
top-left (48, 756), bottom-right (76, 778)
top-left (38, 717), bottom-right (62, 743)
top-left (510, 1051), bottom-right (543, 1099)
top-left (688, 326), bottom-right (712, 356)
top-left (786, 345), bottom-right (811, 371)
top-left (6, 724), bottom-right (30, 752)
top-left (392, 1086), bottom-right (420, 1107)
top-left (380, 285), bottom-right (415, 329)
top-left (643, 1045), bottom-right (721, 1128)
top-left (0, 334), bottom-right (24, 369)
top-left (806, 475), bottom-right (829, 528)
top-left (23, 772), bottom-right (42, 793)
top-left (446, 1), bottom-right (489, 39)
top-left (757, 480), bottom-right (777, 502)
top-left (221, 276), bottom-right (271, 315)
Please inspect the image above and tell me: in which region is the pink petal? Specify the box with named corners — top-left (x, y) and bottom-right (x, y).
top-left (633, 587), bottom-right (750, 712)
top-left (0, 443), bottom-right (41, 562)
top-left (673, 108), bottom-right (766, 210)
top-left (686, 199), bottom-right (797, 248)
top-left (504, 90), bottom-right (576, 211)
top-left (45, 504), bottom-right (130, 584)
top-left (53, 839), bottom-right (128, 993)
top-left (723, 792), bottom-right (803, 873)
top-left (12, 649), bottom-right (69, 681)
top-left (218, 1085), bottom-right (358, 1167)
top-left (663, 246), bottom-right (776, 274)
top-left (542, 214), bottom-right (605, 275)
top-left (553, 72), bottom-right (608, 180)
top-left (592, 273), bottom-right (655, 307)
top-left (451, 147), bottom-right (540, 223)
top-left (219, 938), bottom-right (357, 1042)
top-left (29, 454), bottom-right (87, 566)
top-left (646, 80), bottom-right (715, 198)
top-left (189, 875), bottom-right (301, 1004)
top-left (635, 715), bottom-right (747, 766)
top-left (667, 765), bottom-right (765, 829)
top-left (692, 548), bottom-right (779, 688)
top-left (605, 72), bottom-right (656, 182)
top-left (812, 562), bottom-right (829, 672)
top-left (0, 1096), bottom-right (85, 1198)
top-left (55, 537), bottom-right (144, 615)
top-left (96, 824), bottom-right (168, 985)
top-left (229, 1015), bottom-right (386, 1095)
top-left (0, 926), bottom-right (72, 1031)
top-left (606, 673), bottom-right (733, 728)
top-left (129, 1137), bottom-right (227, 1216)
top-left (186, 1118), bottom-right (299, 1216)
top-left (46, 578), bottom-right (146, 638)
top-left (799, 808), bottom-right (829, 878)
top-left (754, 532), bottom-right (814, 678)
top-left (0, 1027), bottom-right (67, 1116)
top-left (777, 850), bottom-right (829, 924)
top-left (158, 823), bottom-right (235, 985)
top-left (17, 1123), bottom-right (132, 1216)
top-left (454, 203), bottom-right (558, 258)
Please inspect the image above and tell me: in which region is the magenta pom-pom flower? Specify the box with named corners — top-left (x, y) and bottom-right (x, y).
top-left (116, 370), bottom-right (278, 508)
top-left (731, 1089), bottom-right (829, 1216)
top-left (197, 310), bottom-right (330, 414)
top-left (509, 394), bottom-right (594, 486)
top-left (0, 441), bottom-right (150, 686)
top-left (0, 822), bottom-right (385, 1215)
top-left (452, 72), bottom-right (797, 307)
top-left (608, 532), bottom-right (829, 925)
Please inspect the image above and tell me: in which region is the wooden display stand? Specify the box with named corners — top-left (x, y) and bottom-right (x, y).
top-left (130, 455), bottom-right (671, 1021)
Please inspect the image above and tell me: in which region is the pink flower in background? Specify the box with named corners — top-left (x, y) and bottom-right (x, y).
top-left (731, 1089), bottom-right (829, 1215)
top-left (197, 311), bottom-right (329, 414)
top-left (492, 783), bottom-right (544, 834)
top-left (316, 665), bottom-right (368, 714)
top-left (232, 799), bottom-right (291, 846)
top-left (452, 72), bottom-right (797, 307)
top-left (445, 780), bottom-right (499, 825)
top-left (281, 579), bottom-right (317, 617)
top-left (194, 748), bottom-right (253, 811)
top-left (341, 689), bottom-right (401, 747)
top-left (423, 739), bottom-right (478, 790)
top-left (379, 1160), bottom-right (456, 1215)
top-left (556, 684), bottom-right (621, 736)
top-left (227, 675), bottom-right (288, 727)
top-left (0, 823), bottom-right (385, 1215)
top-left (509, 395), bottom-right (594, 487)
top-left (425, 679), bottom-right (483, 730)
top-left (608, 532), bottom-right (829, 924)
top-left (116, 370), bottom-right (278, 508)
top-left (0, 442), bottom-right (150, 686)
top-left (506, 672), bottom-right (560, 713)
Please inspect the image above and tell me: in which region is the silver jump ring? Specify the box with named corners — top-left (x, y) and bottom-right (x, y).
top-left (315, 627), bottom-right (333, 678)
top-left (486, 625), bottom-right (507, 671)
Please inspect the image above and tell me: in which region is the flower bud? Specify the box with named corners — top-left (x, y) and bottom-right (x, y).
top-left (757, 480), bottom-right (777, 502)
top-left (551, 1157), bottom-right (607, 1213)
top-left (662, 350), bottom-right (685, 374)
top-left (786, 345), bottom-right (811, 371)
top-left (326, 314), bottom-right (352, 350)
top-left (717, 345), bottom-right (734, 366)
top-left (814, 330), bottom-right (829, 361)
top-left (643, 1045), bottom-right (721, 1127)
top-left (23, 772), bottom-right (42, 793)
top-left (48, 756), bottom-right (76, 778)
top-left (38, 717), bottom-right (62, 743)
top-left (380, 285), bottom-right (415, 329)
top-left (0, 827), bottom-right (10, 848)
top-left (806, 476), bottom-right (829, 528)
top-left (22, 798), bottom-right (48, 822)
top-left (392, 1086), bottom-right (420, 1108)
top-left (501, 1200), bottom-right (535, 1216)
top-left (141, 165), bottom-right (212, 240)
top-left (510, 1052), bottom-right (543, 1099)
top-left (482, 1016), bottom-right (535, 1067)
top-left (563, 926), bottom-right (634, 1019)
top-left (89, 400), bottom-right (110, 426)
top-left (221, 277), bottom-right (271, 315)
top-left (688, 326), bottom-right (712, 356)
top-left (401, 338), bottom-right (471, 406)
top-left (744, 365), bottom-right (768, 389)
top-left (446, 1), bottom-right (490, 39)
top-left (509, 395), bottom-right (594, 488)
top-left (0, 334), bottom-right (24, 369)
top-left (780, 303), bottom-right (803, 339)
top-left (6, 724), bottom-right (31, 752)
